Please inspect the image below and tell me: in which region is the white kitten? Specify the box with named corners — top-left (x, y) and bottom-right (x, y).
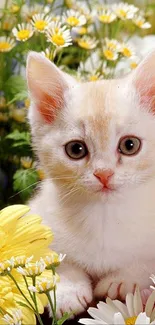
top-left (27, 50), bottom-right (155, 317)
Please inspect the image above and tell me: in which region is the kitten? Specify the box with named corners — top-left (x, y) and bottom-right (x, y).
top-left (27, 50), bottom-right (155, 318)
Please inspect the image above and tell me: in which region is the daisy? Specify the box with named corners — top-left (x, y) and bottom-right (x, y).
top-left (97, 9), bottom-right (116, 24)
top-left (0, 36), bottom-right (15, 53)
top-left (3, 309), bottom-right (23, 325)
top-left (113, 2), bottom-right (138, 20)
top-left (79, 286), bottom-right (155, 325)
top-left (12, 23), bottom-right (34, 42)
top-left (29, 276), bottom-right (58, 294)
top-left (129, 56), bottom-right (140, 69)
top-left (105, 38), bottom-right (121, 51)
top-left (77, 36), bottom-right (98, 50)
top-left (119, 43), bottom-right (135, 57)
top-left (103, 47), bottom-right (118, 61)
top-left (46, 21), bottom-right (72, 48)
top-left (63, 9), bottom-right (86, 27)
top-left (21, 4), bottom-right (49, 21)
top-left (133, 15), bottom-right (151, 29)
top-left (31, 14), bottom-right (51, 33)
top-left (17, 260), bottom-right (45, 277)
top-left (88, 72), bottom-right (103, 82)
top-left (20, 157), bottom-right (33, 169)
top-left (42, 252), bottom-right (66, 269)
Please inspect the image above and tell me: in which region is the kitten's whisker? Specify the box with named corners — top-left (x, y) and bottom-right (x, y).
top-left (9, 181), bottom-right (40, 199)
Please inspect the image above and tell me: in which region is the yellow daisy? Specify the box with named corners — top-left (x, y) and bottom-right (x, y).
top-left (77, 36), bottom-right (98, 50)
top-left (31, 14), bottom-right (51, 33)
top-left (0, 37), bottom-right (15, 53)
top-left (113, 2), bottom-right (138, 20)
top-left (63, 9), bottom-right (86, 27)
top-left (98, 9), bottom-right (116, 24)
top-left (133, 15), bottom-right (151, 29)
top-left (12, 23), bottom-right (34, 42)
top-left (46, 21), bottom-right (72, 48)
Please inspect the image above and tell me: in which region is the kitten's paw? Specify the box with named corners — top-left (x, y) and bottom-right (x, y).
top-left (49, 281), bottom-right (93, 319)
top-left (94, 274), bottom-right (136, 301)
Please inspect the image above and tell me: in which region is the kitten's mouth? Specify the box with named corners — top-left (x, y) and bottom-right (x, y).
top-left (101, 186), bottom-right (115, 193)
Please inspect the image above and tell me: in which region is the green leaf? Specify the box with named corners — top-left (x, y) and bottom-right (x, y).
top-left (13, 169), bottom-right (39, 200)
top-left (5, 75), bottom-right (27, 97)
top-left (57, 312), bottom-right (74, 325)
top-left (6, 130), bottom-right (30, 144)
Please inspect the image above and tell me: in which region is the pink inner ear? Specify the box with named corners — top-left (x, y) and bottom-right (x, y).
top-left (37, 90), bottom-right (64, 123)
top-left (136, 79), bottom-right (155, 113)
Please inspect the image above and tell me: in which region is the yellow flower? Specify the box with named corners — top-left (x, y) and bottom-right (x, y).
top-left (10, 108), bottom-right (26, 123)
top-left (63, 9), bottom-right (86, 27)
top-left (46, 21), bottom-right (72, 48)
top-left (37, 168), bottom-right (45, 180)
top-left (12, 23), bottom-right (34, 42)
top-left (133, 15), bottom-right (151, 29)
top-left (113, 2), bottom-right (138, 20)
top-left (98, 9), bottom-right (116, 24)
top-left (120, 43), bottom-right (135, 58)
top-left (103, 48), bottom-right (118, 61)
top-left (31, 14), bottom-right (51, 33)
top-left (20, 157), bottom-right (33, 169)
top-left (10, 4), bottom-right (20, 13)
top-left (3, 309), bottom-right (23, 325)
top-left (0, 37), bottom-right (15, 53)
top-left (0, 112), bottom-right (8, 122)
top-left (77, 36), bottom-right (98, 50)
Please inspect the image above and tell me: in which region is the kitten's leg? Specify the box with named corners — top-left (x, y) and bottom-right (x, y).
top-left (49, 263), bottom-right (92, 319)
top-left (94, 262), bottom-right (153, 301)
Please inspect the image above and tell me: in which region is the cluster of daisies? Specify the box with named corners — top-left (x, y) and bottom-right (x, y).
top-left (0, 205), bottom-right (65, 325)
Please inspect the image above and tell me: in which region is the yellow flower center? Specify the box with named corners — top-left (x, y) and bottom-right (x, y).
top-left (0, 42), bottom-right (11, 52)
top-left (99, 15), bottom-right (112, 23)
top-left (11, 4), bottom-right (20, 13)
top-left (52, 34), bottom-right (65, 46)
top-left (135, 20), bottom-right (143, 27)
top-left (104, 49), bottom-right (115, 60)
top-left (125, 316), bottom-right (137, 325)
top-left (130, 61), bottom-right (138, 69)
top-left (89, 75), bottom-right (98, 81)
top-left (117, 9), bottom-right (127, 18)
top-left (107, 42), bottom-right (117, 50)
top-left (34, 20), bottom-right (47, 31)
top-left (66, 16), bottom-right (80, 26)
top-left (17, 30), bottom-right (31, 40)
top-left (78, 40), bottom-right (91, 49)
top-left (122, 47), bottom-right (132, 57)
top-left (78, 27), bottom-right (87, 35)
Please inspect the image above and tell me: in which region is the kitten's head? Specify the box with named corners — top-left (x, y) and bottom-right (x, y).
top-left (27, 51), bottom-right (155, 201)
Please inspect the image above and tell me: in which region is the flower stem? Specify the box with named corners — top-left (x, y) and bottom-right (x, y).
top-left (32, 277), bottom-right (44, 325)
top-left (46, 292), bottom-right (56, 325)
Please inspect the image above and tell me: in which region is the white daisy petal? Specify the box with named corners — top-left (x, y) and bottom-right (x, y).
top-left (126, 293), bottom-right (134, 317)
top-left (133, 286), bottom-right (143, 315)
top-left (135, 312), bottom-right (150, 324)
top-left (112, 299), bottom-right (129, 319)
top-left (113, 312), bottom-right (125, 324)
top-left (79, 319), bottom-right (107, 325)
top-left (145, 291), bottom-right (155, 317)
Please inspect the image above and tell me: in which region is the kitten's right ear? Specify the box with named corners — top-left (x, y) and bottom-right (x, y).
top-left (27, 52), bottom-right (73, 123)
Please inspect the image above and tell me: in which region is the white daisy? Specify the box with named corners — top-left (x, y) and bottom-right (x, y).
top-left (12, 23), bottom-right (34, 42)
top-left (113, 2), bottom-right (139, 20)
top-left (0, 36), bottom-right (15, 52)
top-left (31, 14), bottom-right (51, 33)
top-left (119, 43), bottom-right (135, 57)
top-left (63, 9), bottom-right (86, 27)
top-left (133, 14), bottom-right (151, 29)
top-left (46, 21), bottom-right (72, 48)
top-left (79, 287), bottom-right (155, 325)
top-left (77, 36), bottom-right (98, 50)
top-left (97, 9), bottom-right (116, 24)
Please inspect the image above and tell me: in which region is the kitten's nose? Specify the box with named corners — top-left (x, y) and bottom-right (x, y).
top-left (94, 169), bottom-right (114, 187)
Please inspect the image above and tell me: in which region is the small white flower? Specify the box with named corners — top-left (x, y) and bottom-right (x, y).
top-left (119, 43), bottom-right (135, 57)
top-left (113, 2), bottom-right (138, 20)
top-left (31, 14), bottom-right (51, 33)
top-left (12, 23), bottom-right (34, 42)
top-left (97, 9), bottom-right (116, 24)
top-left (63, 9), bottom-right (86, 27)
top-left (3, 309), bottom-right (23, 325)
top-left (133, 14), bottom-right (151, 29)
top-left (77, 36), bottom-right (98, 50)
top-left (46, 21), bottom-right (72, 48)
top-left (105, 38), bottom-right (121, 51)
top-left (17, 260), bottom-right (45, 277)
top-left (0, 36), bottom-right (15, 52)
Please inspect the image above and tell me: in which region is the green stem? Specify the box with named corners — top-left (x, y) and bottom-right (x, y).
top-left (32, 277), bottom-right (44, 325)
top-left (23, 276), bottom-right (34, 302)
top-left (46, 292), bottom-right (55, 325)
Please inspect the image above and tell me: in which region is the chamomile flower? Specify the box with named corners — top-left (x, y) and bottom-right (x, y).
top-left (113, 2), bottom-right (138, 20)
top-left (3, 309), bottom-right (23, 325)
top-left (79, 286), bottom-right (155, 325)
top-left (77, 36), bottom-right (98, 50)
top-left (42, 252), bottom-right (66, 269)
top-left (119, 43), bottom-right (135, 57)
top-left (46, 22), bottom-right (72, 48)
top-left (20, 157), bottom-right (33, 169)
top-left (21, 4), bottom-right (49, 21)
top-left (97, 9), bottom-right (116, 24)
top-left (12, 23), bottom-right (34, 42)
top-left (41, 48), bottom-right (54, 60)
top-left (105, 38), bottom-right (121, 51)
top-left (129, 56), bottom-right (140, 69)
top-left (31, 14), bottom-right (51, 33)
top-left (63, 9), bottom-right (86, 27)
top-left (13, 255), bottom-right (33, 268)
top-left (87, 72), bottom-right (103, 82)
top-left (29, 276), bottom-right (58, 294)
top-left (17, 260), bottom-right (45, 277)
top-left (103, 47), bottom-right (118, 61)
top-left (133, 15), bottom-right (151, 29)
top-left (0, 36), bottom-right (15, 52)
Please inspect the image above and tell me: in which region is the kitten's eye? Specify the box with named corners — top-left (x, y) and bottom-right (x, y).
top-left (65, 141), bottom-right (88, 160)
top-left (118, 136), bottom-right (141, 156)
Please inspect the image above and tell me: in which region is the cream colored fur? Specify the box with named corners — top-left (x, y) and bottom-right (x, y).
top-left (27, 51), bottom-right (155, 317)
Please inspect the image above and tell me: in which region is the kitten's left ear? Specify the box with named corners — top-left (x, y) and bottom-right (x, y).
top-left (132, 50), bottom-right (155, 112)
top-left (27, 52), bottom-right (76, 123)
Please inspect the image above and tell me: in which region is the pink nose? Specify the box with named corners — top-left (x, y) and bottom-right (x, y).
top-left (94, 169), bottom-right (114, 186)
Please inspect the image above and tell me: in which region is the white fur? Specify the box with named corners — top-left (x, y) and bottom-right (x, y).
top-left (27, 51), bottom-right (155, 316)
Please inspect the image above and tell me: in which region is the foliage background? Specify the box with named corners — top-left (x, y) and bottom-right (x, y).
top-left (0, 0), bottom-right (154, 209)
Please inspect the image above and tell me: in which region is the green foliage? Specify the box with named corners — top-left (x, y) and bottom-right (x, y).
top-left (13, 169), bottom-right (39, 201)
